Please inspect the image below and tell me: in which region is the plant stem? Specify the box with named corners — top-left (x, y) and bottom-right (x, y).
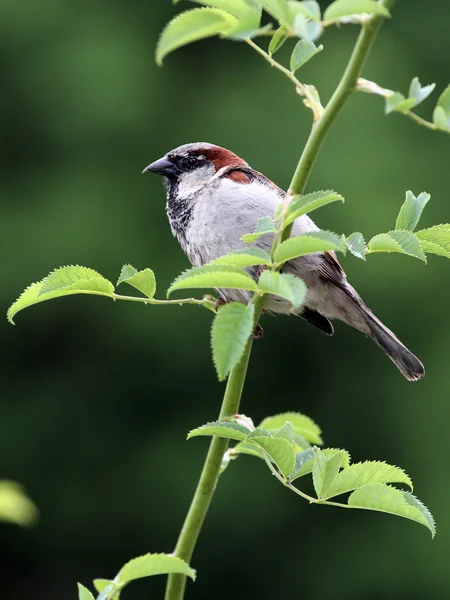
top-left (164, 4), bottom-right (393, 599)
top-left (164, 340), bottom-right (253, 600)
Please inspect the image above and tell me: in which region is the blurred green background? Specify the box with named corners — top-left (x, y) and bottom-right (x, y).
top-left (1, 1), bottom-right (449, 598)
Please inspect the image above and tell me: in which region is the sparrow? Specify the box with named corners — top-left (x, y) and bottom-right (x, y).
top-left (143, 142), bottom-right (424, 381)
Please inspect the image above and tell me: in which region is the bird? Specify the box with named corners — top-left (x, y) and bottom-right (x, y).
top-left (143, 142), bottom-right (424, 381)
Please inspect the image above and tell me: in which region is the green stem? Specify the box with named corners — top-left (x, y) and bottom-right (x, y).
top-left (164, 4), bottom-right (393, 599)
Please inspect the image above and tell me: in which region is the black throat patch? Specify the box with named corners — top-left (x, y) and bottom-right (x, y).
top-left (164, 178), bottom-right (194, 246)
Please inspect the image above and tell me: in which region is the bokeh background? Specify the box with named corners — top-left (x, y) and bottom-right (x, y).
top-left (1, 1), bottom-right (449, 598)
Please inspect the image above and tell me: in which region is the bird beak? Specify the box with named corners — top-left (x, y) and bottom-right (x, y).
top-left (142, 156), bottom-right (179, 177)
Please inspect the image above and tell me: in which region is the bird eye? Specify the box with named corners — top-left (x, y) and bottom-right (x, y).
top-left (186, 156), bottom-right (197, 168)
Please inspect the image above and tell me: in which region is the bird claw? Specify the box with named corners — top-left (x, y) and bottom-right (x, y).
top-left (251, 323), bottom-right (264, 340)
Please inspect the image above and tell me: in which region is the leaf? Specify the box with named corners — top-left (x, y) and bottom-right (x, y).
top-left (211, 302), bottom-right (255, 380)
top-left (324, 0), bottom-right (391, 21)
top-left (0, 481), bottom-right (38, 526)
top-left (93, 580), bottom-right (116, 593)
top-left (367, 230), bottom-right (426, 262)
top-left (269, 25), bottom-right (289, 55)
top-left (312, 447), bottom-right (342, 498)
top-left (258, 271), bottom-right (307, 309)
top-left (346, 232), bottom-right (366, 260)
top-left (292, 14), bottom-right (323, 42)
top-left (211, 248), bottom-right (272, 268)
top-left (274, 421), bottom-right (295, 442)
top-left (117, 264), bottom-right (156, 299)
top-left (408, 77), bottom-right (435, 108)
top-left (433, 84), bottom-right (450, 131)
top-left (290, 0), bottom-right (321, 20)
top-left (259, 0), bottom-right (292, 25)
top-left (77, 584), bottom-right (95, 600)
top-left (168, 265), bottom-right (259, 296)
top-left (116, 553), bottom-right (196, 584)
top-left (274, 230), bottom-right (346, 264)
top-left (175, 0), bottom-right (256, 20)
top-left (284, 190), bottom-right (344, 226)
top-left (323, 461), bottom-right (413, 500)
top-left (416, 224), bottom-right (450, 259)
top-left (385, 92), bottom-right (416, 115)
top-left (259, 412), bottom-right (322, 445)
top-left (348, 484), bottom-right (435, 537)
top-left (290, 448), bottom-right (350, 480)
top-left (156, 7), bottom-right (238, 65)
top-left (241, 216), bottom-right (277, 242)
top-left (231, 441), bottom-right (266, 459)
top-left (395, 191), bottom-right (430, 232)
top-left (248, 436), bottom-right (296, 477)
top-left (187, 420), bottom-right (251, 442)
top-left (7, 266), bottom-right (115, 324)
top-left (290, 40), bottom-right (323, 73)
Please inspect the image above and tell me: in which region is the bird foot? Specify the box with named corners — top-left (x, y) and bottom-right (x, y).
top-left (251, 323), bottom-right (264, 340)
top-left (215, 297), bottom-right (227, 311)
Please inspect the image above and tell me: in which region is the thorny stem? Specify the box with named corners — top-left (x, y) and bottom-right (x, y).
top-left (165, 3), bottom-right (394, 599)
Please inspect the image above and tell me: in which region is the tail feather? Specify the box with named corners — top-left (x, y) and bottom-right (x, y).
top-left (365, 312), bottom-right (425, 382)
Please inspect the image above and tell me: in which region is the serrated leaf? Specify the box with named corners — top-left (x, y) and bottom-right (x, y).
top-left (7, 267), bottom-right (115, 324)
top-left (116, 553), bottom-right (196, 584)
top-left (77, 584), bottom-right (95, 600)
top-left (312, 447), bottom-right (342, 498)
top-left (385, 92), bottom-right (416, 115)
top-left (211, 302), bottom-right (255, 380)
top-left (416, 224), bottom-right (450, 259)
top-left (248, 436), bottom-right (296, 477)
top-left (176, 0), bottom-right (255, 20)
top-left (367, 230), bottom-right (426, 262)
top-left (269, 25), bottom-right (289, 55)
top-left (395, 191), bottom-right (430, 232)
top-left (323, 461), bottom-right (413, 500)
top-left (408, 77), bottom-right (435, 108)
top-left (259, 411), bottom-right (323, 445)
top-left (187, 420), bottom-right (251, 441)
top-left (241, 216), bottom-right (277, 242)
top-left (433, 84), bottom-right (450, 131)
top-left (290, 40), bottom-right (323, 72)
top-left (346, 232), bottom-right (366, 260)
top-left (231, 441), bottom-right (265, 458)
top-left (0, 481), bottom-right (38, 526)
top-left (290, 448), bottom-right (350, 480)
top-left (258, 271), bottom-right (307, 310)
top-left (324, 0), bottom-right (390, 21)
top-left (274, 421), bottom-right (295, 442)
top-left (93, 580), bottom-right (116, 594)
top-left (348, 484), bottom-right (435, 537)
top-left (274, 230), bottom-right (346, 264)
top-left (117, 265), bottom-right (156, 299)
top-left (168, 265), bottom-right (259, 296)
top-left (211, 248), bottom-right (272, 268)
top-left (284, 190), bottom-right (344, 226)
top-left (156, 7), bottom-right (238, 65)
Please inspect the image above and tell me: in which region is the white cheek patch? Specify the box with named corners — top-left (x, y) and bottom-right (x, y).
top-left (178, 164), bottom-right (216, 198)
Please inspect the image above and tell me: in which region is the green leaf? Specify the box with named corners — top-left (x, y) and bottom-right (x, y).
top-left (323, 461), bottom-right (413, 500)
top-left (312, 447), bottom-right (342, 498)
top-left (274, 421), bottom-right (295, 442)
top-left (248, 436), bottom-right (296, 477)
top-left (348, 484), bottom-right (435, 537)
top-left (231, 441), bottom-right (266, 459)
top-left (7, 266), bottom-right (115, 324)
top-left (174, 0), bottom-right (256, 20)
top-left (96, 582), bottom-right (119, 600)
top-left (385, 92), bottom-right (416, 115)
top-left (93, 580), bottom-right (116, 593)
top-left (258, 271), bottom-right (307, 309)
top-left (433, 84), bottom-right (450, 131)
top-left (346, 232), bottom-right (366, 260)
top-left (395, 191), bottom-right (430, 232)
top-left (290, 0), bottom-right (321, 20)
top-left (290, 40), bottom-right (323, 73)
top-left (77, 584), bottom-right (95, 600)
top-left (408, 77), bottom-right (435, 108)
top-left (168, 265), bottom-right (259, 296)
top-left (284, 190), bottom-right (344, 226)
top-left (367, 230), bottom-right (426, 262)
top-left (259, 412), bottom-right (323, 445)
top-left (274, 230), bottom-right (346, 264)
top-left (0, 481), bottom-right (38, 526)
top-left (241, 216), bottom-right (277, 242)
top-left (156, 7), bottom-right (238, 65)
top-left (290, 448), bottom-right (350, 480)
top-left (416, 224), bottom-right (450, 259)
top-left (117, 265), bottom-right (156, 299)
top-left (116, 553), bottom-right (196, 585)
top-left (211, 302), bottom-right (255, 380)
top-left (292, 14), bottom-right (323, 42)
top-left (187, 420), bottom-right (251, 441)
top-left (259, 0), bottom-right (292, 25)
top-left (324, 0), bottom-right (390, 21)
top-left (269, 25), bottom-right (289, 55)
top-left (211, 248), bottom-right (272, 268)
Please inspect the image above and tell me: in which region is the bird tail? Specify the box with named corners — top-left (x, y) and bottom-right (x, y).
top-left (363, 310), bottom-right (425, 381)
